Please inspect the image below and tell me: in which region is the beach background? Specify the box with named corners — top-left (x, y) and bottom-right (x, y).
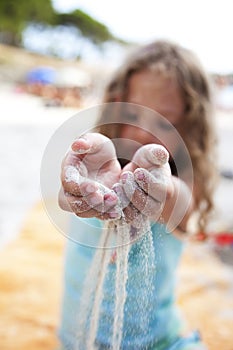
top-left (1, 3), bottom-right (233, 348)
top-left (1, 43), bottom-right (233, 248)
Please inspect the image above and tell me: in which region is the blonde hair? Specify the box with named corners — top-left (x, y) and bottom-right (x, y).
top-left (97, 40), bottom-right (218, 234)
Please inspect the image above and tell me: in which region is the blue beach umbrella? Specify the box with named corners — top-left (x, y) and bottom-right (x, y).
top-left (26, 67), bottom-right (56, 85)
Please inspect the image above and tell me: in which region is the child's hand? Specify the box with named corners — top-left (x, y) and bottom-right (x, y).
top-left (113, 144), bottom-right (174, 226)
top-left (59, 133), bottom-right (122, 220)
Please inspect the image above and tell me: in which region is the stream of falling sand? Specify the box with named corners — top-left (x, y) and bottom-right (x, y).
top-left (74, 215), bottom-right (155, 350)
top-left (74, 221), bottom-right (112, 348)
top-left (112, 219), bottom-right (131, 349)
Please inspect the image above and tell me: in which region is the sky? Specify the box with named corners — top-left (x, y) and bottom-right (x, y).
top-left (51, 0), bottom-right (233, 74)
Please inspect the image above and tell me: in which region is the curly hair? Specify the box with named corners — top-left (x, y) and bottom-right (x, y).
top-left (97, 40), bottom-right (218, 234)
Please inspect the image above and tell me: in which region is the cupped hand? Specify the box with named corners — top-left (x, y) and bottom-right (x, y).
top-left (59, 133), bottom-right (122, 219)
top-left (113, 144), bottom-right (174, 226)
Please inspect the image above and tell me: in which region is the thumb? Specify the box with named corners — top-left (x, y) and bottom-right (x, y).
top-left (126, 144), bottom-right (169, 171)
top-left (72, 133), bottom-right (117, 169)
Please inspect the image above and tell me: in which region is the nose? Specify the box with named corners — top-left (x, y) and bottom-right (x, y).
top-left (121, 124), bottom-right (157, 145)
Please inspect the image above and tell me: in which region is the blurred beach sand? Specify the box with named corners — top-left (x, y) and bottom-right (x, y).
top-left (0, 202), bottom-right (64, 350)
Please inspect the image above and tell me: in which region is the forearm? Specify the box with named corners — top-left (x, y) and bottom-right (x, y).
top-left (158, 176), bottom-right (194, 235)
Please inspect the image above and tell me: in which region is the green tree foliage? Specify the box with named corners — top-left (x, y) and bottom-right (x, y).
top-left (0, 0), bottom-right (123, 47)
top-left (0, 0), bottom-right (55, 45)
top-left (56, 10), bottom-right (116, 45)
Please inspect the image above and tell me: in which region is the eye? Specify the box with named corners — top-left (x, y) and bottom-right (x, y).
top-left (157, 120), bottom-right (174, 131)
top-left (124, 112), bottom-right (139, 123)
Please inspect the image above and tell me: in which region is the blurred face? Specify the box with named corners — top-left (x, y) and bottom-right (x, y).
top-left (118, 69), bottom-right (186, 160)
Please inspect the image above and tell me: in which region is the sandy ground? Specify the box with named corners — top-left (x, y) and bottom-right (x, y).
top-left (0, 202), bottom-right (64, 350)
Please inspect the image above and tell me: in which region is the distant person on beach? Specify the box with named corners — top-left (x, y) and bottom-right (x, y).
top-left (58, 40), bottom-right (217, 349)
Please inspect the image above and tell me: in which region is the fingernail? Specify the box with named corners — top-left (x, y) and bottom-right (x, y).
top-left (135, 170), bottom-right (145, 181)
top-left (112, 184), bottom-right (129, 208)
top-left (104, 192), bottom-right (118, 204)
top-left (72, 137), bottom-right (90, 154)
top-left (109, 211), bottom-right (121, 219)
top-left (112, 184), bottom-right (120, 194)
top-left (121, 172), bottom-right (129, 184)
top-left (151, 146), bottom-right (169, 165)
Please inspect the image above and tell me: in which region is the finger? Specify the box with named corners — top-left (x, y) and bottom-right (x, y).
top-left (63, 190), bottom-right (103, 213)
top-left (121, 202), bottom-right (149, 234)
top-left (95, 209), bottom-right (121, 220)
top-left (61, 160), bottom-right (88, 196)
top-left (120, 171), bottom-right (149, 217)
top-left (71, 136), bottom-right (91, 154)
top-left (77, 202), bottom-right (121, 220)
top-left (134, 168), bottom-right (171, 202)
top-left (64, 195), bottom-right (117, 220)
top-left (72, 133), bottom-right (117, 170)
top-left (122, 203), bottom-right (141, 225)
top-left (121, 171), bottom-right (163, 216)
top-left (131, 144), bottom-right (169, 171)
top-left (112, 183), bottom-right (130, 208)
top-left (62, 162), bottom-right (113, 199)
top-left (78, 210), bottom-right (106, 219)
top-left (59, 190), bottom-right (97, 216)
top-left (130, 186), bottom-right (163, 219)
top-left (121, 161), bottom-right (136, 173)
top-left (103, 191), bottom-right (121, 216)
top-left (71, 133), bottom-right (109, 154)
top-left (112, 181), bottom-right (139, 223)
top-left (62, 132), bottom-right (117, 173)
top-left (120, 171), bottom-right (136, 201)
top-left (65, 202), bottom-right (119, 221)
top-left (114, 177), bottom-right (149, 227)
top-left (66, 186), bottom-right (121, 219)
top-left (62, 147), bottom-right (88, 169)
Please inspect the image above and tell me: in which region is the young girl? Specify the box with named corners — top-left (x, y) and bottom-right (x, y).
top-left (58, 40), bottom-right (217, 349)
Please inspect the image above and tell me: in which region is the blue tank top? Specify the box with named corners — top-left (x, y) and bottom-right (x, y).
top-left (59, 216), bottom-right (184, 349)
